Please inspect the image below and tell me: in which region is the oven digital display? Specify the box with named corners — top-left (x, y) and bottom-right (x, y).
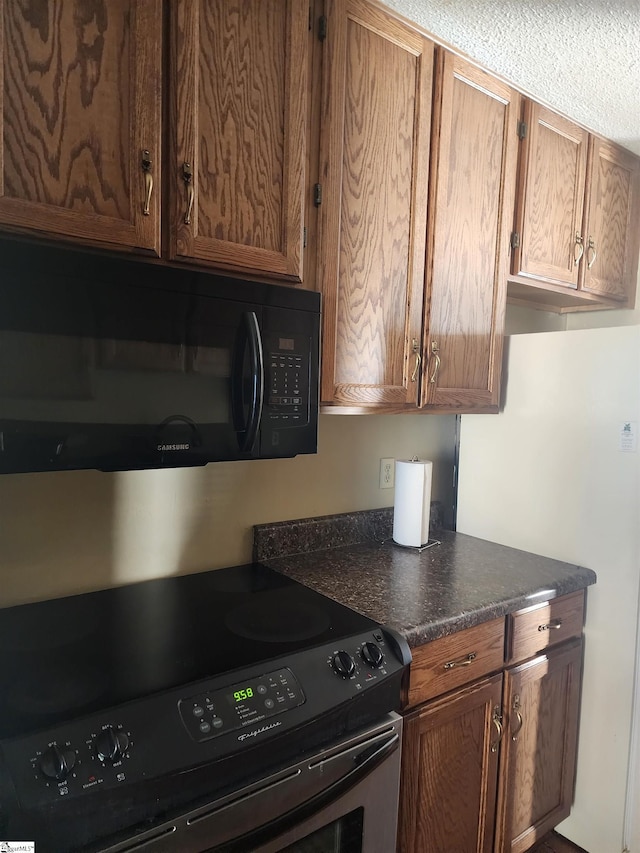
top-left (231, 687), bottom-right (254, 702)
top-left (279, 337), bottom-right (295, 351)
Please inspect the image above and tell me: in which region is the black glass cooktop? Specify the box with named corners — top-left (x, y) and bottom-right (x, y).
top-left (0, 563), bottom-right (377, 740)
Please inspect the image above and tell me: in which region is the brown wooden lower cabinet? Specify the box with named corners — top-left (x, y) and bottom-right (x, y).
top-left (399, 674), bottom-right (503, 852)
top-left (495, 641), bottom-right (583, 853)
top-left (398, 618), bottom-right (584, 853)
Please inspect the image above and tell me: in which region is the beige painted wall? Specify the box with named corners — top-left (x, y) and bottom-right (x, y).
top-left (0, 413), bottom-right (456, 608)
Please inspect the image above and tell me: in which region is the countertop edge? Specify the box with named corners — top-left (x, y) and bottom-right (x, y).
top-left (260, 530), bottom-right (597, 649)
top-left (395, 569), bottom-right (596, 647)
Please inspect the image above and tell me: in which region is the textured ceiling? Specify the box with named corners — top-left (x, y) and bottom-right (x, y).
top-left (386, 0), bottom-right (640, 155)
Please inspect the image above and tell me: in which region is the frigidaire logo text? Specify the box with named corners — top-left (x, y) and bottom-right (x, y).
top-left (237, 721), bottom-right (282, 742)
top-left (157, 443), bottom-right (190, 451)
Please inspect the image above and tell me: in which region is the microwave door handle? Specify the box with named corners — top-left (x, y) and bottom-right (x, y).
top-left (232, 311), bottom-right (264, 452)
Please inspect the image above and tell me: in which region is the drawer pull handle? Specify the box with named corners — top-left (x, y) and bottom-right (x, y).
top-left (538, 619), bottom-right (562, 631)
top-left (511, 694), bottom-right (523, 742)
top-left (490, 706), bottom-right (503, 754)
top-left (410, 339), bottom-right (422, 383)
top-left (429, 340), bottom-right (441, 384)
top-left (183, 162), bottom-right (194, 225)
top-left (443, 652), bottom-right (476, 671)
top-left (141, 149), bottom-right (153, 216)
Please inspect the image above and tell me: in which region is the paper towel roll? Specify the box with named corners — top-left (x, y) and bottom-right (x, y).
top-left (392, 459), bottom-right (433, 548)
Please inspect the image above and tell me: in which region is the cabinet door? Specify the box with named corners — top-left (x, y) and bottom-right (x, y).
top-left (495, 641), bottom-right (583, 853)
top-left (171, 0), bottom-right (306, 281)
top-left (580, 137), bottom-right (640, 303)
top-left (0, 0), bottom-right (162, 254)
top-left (423, 54), bottom-right (519, 410)
top-left (317, 0), bottom-right (433, 407)
top-left (512, 102), bottom-right (588, 287)
top-left (398, 674), bottom-right (503, 853)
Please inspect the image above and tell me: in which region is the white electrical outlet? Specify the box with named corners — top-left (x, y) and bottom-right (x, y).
top-left (379, 458), bottom-right (395, 489)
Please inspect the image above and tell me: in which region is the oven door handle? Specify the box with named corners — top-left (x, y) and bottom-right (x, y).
top-left (205, 729), bottom-right (400, 853)
top-left (231, 311), bottom-right (264, 453)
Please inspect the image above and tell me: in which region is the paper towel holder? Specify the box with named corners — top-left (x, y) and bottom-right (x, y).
top-left (393, 538), bottom-right (441, 553)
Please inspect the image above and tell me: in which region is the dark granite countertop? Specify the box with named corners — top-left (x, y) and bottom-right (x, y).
top-left (254, 511), bottom-right (596, 648)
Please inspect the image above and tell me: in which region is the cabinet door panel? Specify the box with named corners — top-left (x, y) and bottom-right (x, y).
top-left (423, 54), bottom-right (518, 409)
top-left (171, 0), bottom-right (306, 280)
top-left (513, 102), bottom-right (588, 287)
top-left (318, 0), bottom-right (433, 406)
top-left (581, 137), bottom-right (640, 303)
top-left (398, 674), bottom-right (502, 853)
top-left (0, 0), bottom-right (162, 254)
top-left (495, 641), bottom-right (582, 853)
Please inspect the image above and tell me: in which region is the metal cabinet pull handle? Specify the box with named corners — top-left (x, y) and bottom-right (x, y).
top-left (183, 163), bottom-right (194, 225)
top-left (491, 706), bottom-right (503, 754)
top-left (141, 150), bottom-right (153, 216)
top-left (410, 339), bottom-right (422, 382)
top-left (574, 232), bottom-right (584, 265)
top-left (443, 652), bottom-right (476, 671)
top-left (429, 340), bottom-right (441, 384)
top-left (538, 619), bottom-right (562, 631)
top-left (587, 236), bottom-right (597, 269)
top-left (511, 694), bottom-right (523, 742)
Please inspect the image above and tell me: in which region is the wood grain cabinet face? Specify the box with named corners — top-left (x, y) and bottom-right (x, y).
top-left (0, 0), bottom-right (162, 254)
top-left (399, 674), bottom-right (503, 853)
top-left (399, 594), bottom-right (586, 853)
top-left (407, 616), bottom-right (505, 706)
top-left (495, 641), bottom-right (583, 853)
top-left (506, 590), bottom-right (584, 664)
top-left (423, 54), bottom-right (519, 410)
top-left (512, 102), bottom-right (588, 288)
top-left (580, 137), bottom-right (640, 302)
top-left (170, 0), bottom-right (307, 281)
top-left (511, 100), bottom-right (640, 307)
top-left (317, 0), bottom-right (433, 407)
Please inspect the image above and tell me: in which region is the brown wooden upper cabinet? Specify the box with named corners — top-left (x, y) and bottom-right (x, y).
top-left (511, 100), bottom-right (640, 306)
top-left (581, 137), bottom-right (640, 302)
top-left (0, 1), bottom-right (308, 282)
top-left (169, 1), bottom-right (307, 281)
top-left (316, 0), bottom-right (433, 408)
top-left (0, 0), bottom-right (162, 255)
top-left (316, 16), bottom-right (519, 412)
top-left (422, 54), bottom-right (519, 411)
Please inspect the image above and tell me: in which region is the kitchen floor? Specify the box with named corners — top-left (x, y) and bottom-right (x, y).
top-left (532, 832), bottom-right (588, 853)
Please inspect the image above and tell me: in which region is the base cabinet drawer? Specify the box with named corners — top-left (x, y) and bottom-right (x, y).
top-left (506, 590), bottom-right (585, 664)
top-left (407, 617), bottom-right (505, 707)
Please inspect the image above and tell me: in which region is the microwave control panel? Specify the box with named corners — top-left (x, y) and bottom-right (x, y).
top-left (266, 338), bottom-right (310, 427)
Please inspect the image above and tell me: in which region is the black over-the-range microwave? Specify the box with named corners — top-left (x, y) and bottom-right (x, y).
top-left (0, 239), bottom-right (320, 474)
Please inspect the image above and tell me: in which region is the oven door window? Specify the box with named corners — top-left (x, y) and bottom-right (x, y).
top-left (279, 807), bottom-right (364, 852)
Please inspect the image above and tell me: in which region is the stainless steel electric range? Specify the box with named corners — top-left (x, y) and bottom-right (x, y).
top-left (0, 563), bottom-right (411, 852)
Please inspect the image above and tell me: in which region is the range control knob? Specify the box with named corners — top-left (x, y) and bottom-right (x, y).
top-left (332, 651), bottom-right (356, 678)
top-left (96, 727), bottom-right (129, 763)
top-left (39, 744), bottom-right (76, 781)
top-left (361, 642), bottom-right (384, 668)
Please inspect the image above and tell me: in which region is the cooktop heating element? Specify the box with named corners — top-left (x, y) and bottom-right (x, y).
top-left (0, 562), bottom-right (411, 852)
